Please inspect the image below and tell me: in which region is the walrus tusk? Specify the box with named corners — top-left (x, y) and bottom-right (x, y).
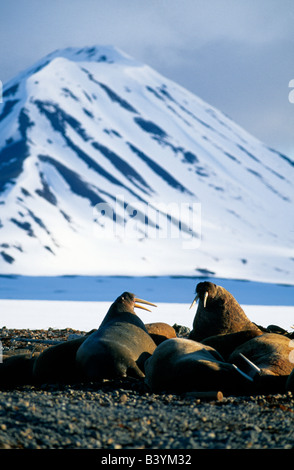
top-left (231, 353), bottom-right (261, 383)
top-left (189, 294), bottom-right (199, 310)
top-left (135, 297), bottom-right (157, 307)
top-left (134, 304), bottom-right (152, 312)
top-left (134, 297), bottom-right (157, 312)
top-left (189, 291), bottom-right (209, 310)
top-left (232, 364), bottom-right (254, 382)
top-left (237, 353), bottom-right (261, 378)
top-left (203, 291), bottom-right (208, 308)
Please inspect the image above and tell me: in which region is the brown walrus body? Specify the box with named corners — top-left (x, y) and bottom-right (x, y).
top-left (76, 292), bottom-right (157, 381)
top-left (0, 335), bottom-right (92, 387)
top-left (189, 281), bottom-right (262, 342)
top-left (0, 352), bottom-right (38, 388)
top-left (32, 335), bottom-right (92, 384)
top-left (1, 322), bottom-right (169, 386)
top-left (0, 292), bottom-right (160, 387)
top-left (144, 337), bottom-right (252, 395)
top-left (145, 322), bottom-right (176, 345)
top-left (202, 329), bottom-right (263, 361)
top-left (228, 333), bottom-right (294, 376)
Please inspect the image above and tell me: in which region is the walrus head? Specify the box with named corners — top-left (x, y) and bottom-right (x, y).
top-left (116, 292), bottom-right (157, 313)
top-left (98, 292), bottom-right (157, 329)
top-left (189, 281), bottom-right (218, 310)
top-left (189, 281), bottom-right (261, 341)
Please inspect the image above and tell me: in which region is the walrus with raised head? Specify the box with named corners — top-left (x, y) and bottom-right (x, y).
top-left (144, 337), bottom-right (254, 395)
top-left (76, 292), bottom-right (157, 381)
top-left (189, 281), bottom-right (262, 342)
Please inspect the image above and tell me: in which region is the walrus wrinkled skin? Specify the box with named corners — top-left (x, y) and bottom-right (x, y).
top-left (228, 333), bottom-right (294, 377)
top-left (189, 281), bottom-right (262, 342)
top-left (144, 338), bottom-right (252, 394)
top-left (76, 292), bottom-right (157, 381)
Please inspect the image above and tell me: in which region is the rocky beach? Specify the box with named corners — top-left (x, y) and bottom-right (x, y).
top-left (0, 327), bottom-right (293, 453)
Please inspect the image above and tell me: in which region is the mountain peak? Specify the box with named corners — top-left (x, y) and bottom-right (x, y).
top-left (3, 45), bottom-right (137, 93)
top-left (45, 44), bottom-right (136, 66)
top-left (0, 45), bottom-right (293, 282)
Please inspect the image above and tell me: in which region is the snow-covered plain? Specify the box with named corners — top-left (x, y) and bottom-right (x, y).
top-left (1, 300), bottom-right (293, 333)
top-left (0, 276), bottom-right (293, 332)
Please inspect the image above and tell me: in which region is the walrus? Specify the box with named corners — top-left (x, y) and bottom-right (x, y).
top-left (144, 337), bottom-right (254, 395)
top-left (32, 331), bottom-right (95, 384)
top-left (228, 333), bottom-right (294, 376)
top-left (0, 335), bottom-right (94, 387)
top-left (189, 281), bottom-right (262, 342)
top-left (20, 322), bottom-right (173, 384)
top-left (202, 329), bottom-right (263, 361)
top-left (145, 322), bottom-right (177, 345)
top-left (228, 333), bottom-right (294, 394)
top-left (76, 292), bottom-right (157, 381)
top-left (0, 352), bottom-right (39, 388)
top-left (0, 321), bottom-right (167, 387)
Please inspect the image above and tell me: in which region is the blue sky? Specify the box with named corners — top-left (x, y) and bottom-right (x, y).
top-left (1, 0), bottom-right (293, 158)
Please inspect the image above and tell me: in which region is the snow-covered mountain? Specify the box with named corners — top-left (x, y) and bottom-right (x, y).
top-left (0, 45), bottom-right (293, 283)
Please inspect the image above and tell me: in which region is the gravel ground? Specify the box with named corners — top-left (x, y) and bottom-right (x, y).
top-left (0, 328), bottom-right (293, 451)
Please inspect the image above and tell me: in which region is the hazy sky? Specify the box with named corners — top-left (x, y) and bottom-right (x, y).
top-left (1, 0), bottom-right (294, 158)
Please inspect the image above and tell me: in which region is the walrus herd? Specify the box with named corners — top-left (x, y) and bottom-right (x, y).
top-left (1, 281), bottom-right (293, 397)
